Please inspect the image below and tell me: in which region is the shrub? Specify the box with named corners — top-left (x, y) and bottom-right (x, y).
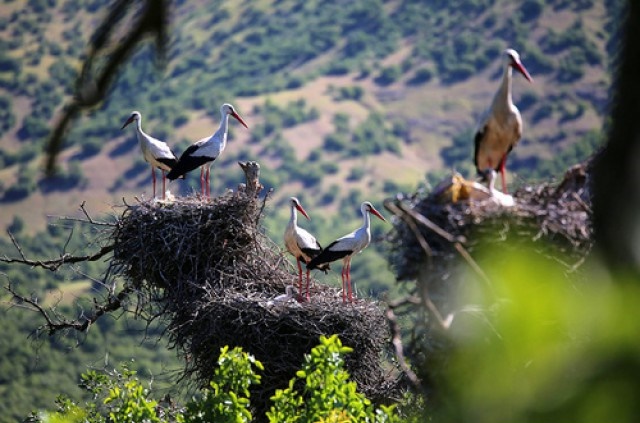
top-left (520, 0), bottom-right (544, 22)
top-left (348, 166), bottom-right (365, 182)
top-left (0, 95), bottom-right (15, 136)
top-left (374, 65), bottom-right (401, 86)
top-left (184, 346), bottom-right (263, 423)
top-left (267, 335), bottom-right (399, 423)
top-left (17, 116), bottom-right (50, 142)
top-left (518, 91), bottom-right (539, 112)
top-left (35, 337), bottom-right (398, 422)
top-left (0, 54), bottom-right (20, 73)
top-left (532, 103), bottom-right (554, 123)
top-left (407, 67), bottom-right (433, 85)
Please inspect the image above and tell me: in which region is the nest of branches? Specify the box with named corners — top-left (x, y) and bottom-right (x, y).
top-left (386, 160), bottom-right (593, 285)
top-left (381, 159), bottom-right (595, 392)
top-left (110, 189), bottom-right (401, 416)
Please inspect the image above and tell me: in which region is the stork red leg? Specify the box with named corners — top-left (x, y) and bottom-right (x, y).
top-left (206, 167), bottom-right (211, 198)
top-left (151, 166), bottom-right (156, 198)
top-left (499, 154), bottom-right (508, 194)
top-left (161, 169), bottom-right (166, 200)
top-left (346, 257), bottom-right (353, 303)
top-left (341, 263), bottom-right (347, 303)
top-left (200, 167), bottom-right (205, 197)
top-left (305, 268), bottom-right (311, 301)
top-left (296, 258), bottom-right (303, 295)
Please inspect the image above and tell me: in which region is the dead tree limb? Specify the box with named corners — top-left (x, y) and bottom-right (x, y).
top-left (4, 281), bottom-right (131, 335)
top-left (1, 231), bottom-right (113, 272)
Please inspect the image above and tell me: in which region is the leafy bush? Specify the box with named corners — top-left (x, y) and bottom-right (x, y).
top-left (184, 346), bottom-right (263, 423)
top-left (348, 166), bottom-right (365, 182)
top-left (335, 85), bottom-right (364, 101)
top-left (519, 0), bottom-right (544, 22)
top-left (34, 337), bottom-right (398, 423)
top-left (324, 133), bottom-right (348, 153)
top-left (374, 65), bottom-right (402, 86)
top-left (0, 53), bottom-right (21, 73)
top-left (440, 128), bottom-right (475, 171)
top-left (0, 94), bottom-right (15, 136)
top-left (267, 335), bottom-right (398, 423)
top-left (518, 91), bottom-right (539, 112)
top-left (406, 67), bottom-right (433, 86)
top-left (17, 116), bottom-right (49, 142)
top-left (531, 103), bottom-right (554, 123)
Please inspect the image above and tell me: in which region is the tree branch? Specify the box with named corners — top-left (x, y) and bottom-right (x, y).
top-left (4, 281), bottom-right (132, 335)
top-left (1, 231), bottom-right (114, 272)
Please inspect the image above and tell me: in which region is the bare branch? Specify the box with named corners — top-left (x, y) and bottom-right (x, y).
top-left (4, 281), bottom-right (132, 336)
top-left (1, 232), bottom-right (114, 272)
top-left (385, 305), bottom-right (423, 393)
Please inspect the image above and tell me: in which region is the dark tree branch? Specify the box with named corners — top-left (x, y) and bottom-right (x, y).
top-left (45, 0), bottom-right (170, 175)
top-left (592, 1), bottom-right (640, 278)
top-left (385, 299), bottom-right (423, 394)
top-left (1, 232), bottom-right (113, 272)
top-left (4, 281), bottom-right (132, 336)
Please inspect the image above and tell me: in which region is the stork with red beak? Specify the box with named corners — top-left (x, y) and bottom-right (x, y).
top-left (167, 103), bottom-right (248, 197)
top-left (121, 111), bottom-right (179, 200)
top-left (474, 48), bottom-right (533, 193)
top-left (284, 197), bottom-right (329, 301)
top-left (307, 201), bottom-right (387, 303)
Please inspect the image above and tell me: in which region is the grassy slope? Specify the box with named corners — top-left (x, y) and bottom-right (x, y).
top-left (0, 0), bottom-right (611, 235)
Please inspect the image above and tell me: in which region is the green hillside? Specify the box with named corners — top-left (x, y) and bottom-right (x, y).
top-left (0, 0), bottom-right (619, 232)
top-left (0, 0), bottom-right (623, 421)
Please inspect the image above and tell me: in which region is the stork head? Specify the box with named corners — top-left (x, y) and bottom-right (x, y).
top-left (505, 49), bottom-right (533, 83)
top-left (221, 103), bottom-right (249, 129)
top-left (121, 111), bottom-right (141, 130)
top-left (362, 201), bottom-right (387, 222)
top-left (290, 197), bottom-right (310, 220)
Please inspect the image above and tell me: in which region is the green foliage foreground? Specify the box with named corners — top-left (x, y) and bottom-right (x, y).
top-left (34, 335), bottom-right (398, 423)
top-left (430, 247), bottom-right (640, 423)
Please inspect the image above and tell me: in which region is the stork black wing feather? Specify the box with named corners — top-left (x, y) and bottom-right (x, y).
top-left (300, 247), bottom-right (330, 272)
top-left (167, 155), bottom-right (214, 180)
top-left (307, 247), bottom-right (351, 270)
top-left (473, 126), bottom-right (487, 174)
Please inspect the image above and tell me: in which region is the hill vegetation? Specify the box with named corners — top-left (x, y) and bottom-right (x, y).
top-left (0, 0), bottom-right (624, 421)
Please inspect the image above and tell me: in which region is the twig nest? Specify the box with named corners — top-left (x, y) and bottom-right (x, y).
top-left (387, 160), bottom-right (593, 284)
top-left (110, 191), bottom-right (402, 418)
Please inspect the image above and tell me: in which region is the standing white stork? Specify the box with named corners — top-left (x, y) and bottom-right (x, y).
top-left (167, 103), bottom-right (248, 197)
top-left (474, 48), bottom-right (533, 194)
top-left (284, 197), bottom-right (328, 301)
top-left (307, 201), bottom-right (387, 303)
top-left (121, 111), bottom-right (179, 200)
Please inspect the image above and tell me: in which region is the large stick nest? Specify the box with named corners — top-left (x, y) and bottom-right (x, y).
top-left (110, 190), bottom-right (402, 416)
top-left (386, 160), bottom-right (593, 285)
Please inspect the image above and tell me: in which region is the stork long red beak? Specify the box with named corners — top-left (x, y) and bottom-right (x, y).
top-left (121, 116), bottom-right (135, 130)
top-left (512, 61), bottom-right (533, 83)
top-left (369, 206), bottom-right (387, 222)
top-left (231, 111), bottom-right (249, 129)
top-left (296, 204), bottom-right (310, 220)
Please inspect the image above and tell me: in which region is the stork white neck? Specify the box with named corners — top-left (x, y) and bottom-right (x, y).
top-left (214, 108), bottom-right (232, 141)
top-left (493, 61), bottom-right (514, 114)
top-left (289, 202), bottom-right (299, 226)
top-left (133, 115), bottom-right (152, 145)
top-left (360, 203), bottom-right (372, 232)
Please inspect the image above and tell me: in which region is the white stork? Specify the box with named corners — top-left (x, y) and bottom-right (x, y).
top-left (273, 285), bottom-right (296, 303)
top-left (121, 111), bottom-right (179, 200)
top-left (307, 201), bottom-right (387, 303)
top-left (474, 48), bottom-right (532, 194)
top-left (284, 197), bottom-right (328, 301)
top-left (167, 103), bottom-right (248, 197)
